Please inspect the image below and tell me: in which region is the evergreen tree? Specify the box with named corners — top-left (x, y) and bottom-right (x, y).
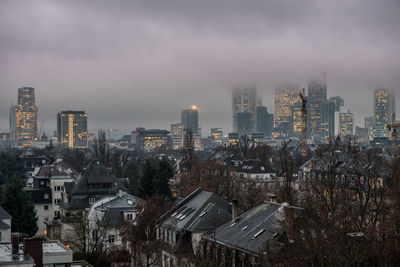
top-left (152, 157), bottom-right (173, 197)
top-left (0, 152), bottom-right (25, 186)
top-left (136, 158), bottom-right (174, 198)
top-left (0, 177), bottom-right (38, 237)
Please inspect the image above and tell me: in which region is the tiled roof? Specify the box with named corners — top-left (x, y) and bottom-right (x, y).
top-left (0, 207), bottom-right (11, 220)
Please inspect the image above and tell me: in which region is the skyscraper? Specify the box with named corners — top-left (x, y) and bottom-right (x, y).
top-left (372, 88), bottom-right (396, 139)
top-left (274, 86), bottom-right (301, 138)
top-left (321, 101), bottom-right (335, 139)
top-left (181, 106), bottom-right (199, 133)
top-left (364, 116), bottom-right (375, 141)
top-left (237, 112), bottom-right (252, 136)
top-left (328, 96), bottom-right (344, 112)
top-left (308, 73), bottom-right (327, 138)
top-left (57, 111), bottom-right (88, 148)
top-left (232, 86), bottom-right (260, 133)
top-left (256, 106), bottom-right (274, 137)
top-left (339, 110), bottom-right (354, 137)
top-left (9, 87), bottom-right (39, 145)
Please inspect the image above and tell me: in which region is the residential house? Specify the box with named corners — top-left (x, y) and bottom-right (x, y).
top-left (0, 207), bottom-right (11, 243)
top-left (156, 187), bottom-right (242, 267)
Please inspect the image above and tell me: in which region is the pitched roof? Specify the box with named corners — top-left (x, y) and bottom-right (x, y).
top-left (159, 187), bottom-right (240, 233)
top-left (0, 207), bottom-right (11, 220)
top-left (96, 193), bottom-right (144, 210)
top-left (202, 202), bottom-right (300, 256)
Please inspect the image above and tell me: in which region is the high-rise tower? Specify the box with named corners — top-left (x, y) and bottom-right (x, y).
top-left (308, 73), bottom-right (327, 138)
top-left (181, 106), bottom-right (199, 133)
top-left (57, 111), bottom-right (88, 148)
top-left (232, 86), bottom-right (260, 134)
top-left (10, 87), bottom-right (39, 145)
top-left (372, 88), bottom-right (396, 139)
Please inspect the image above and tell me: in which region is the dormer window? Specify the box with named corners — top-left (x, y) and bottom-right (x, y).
top-left (89, 198), bottom-right (96, 204)
top-left (126, 213), bottom-right (133, 221)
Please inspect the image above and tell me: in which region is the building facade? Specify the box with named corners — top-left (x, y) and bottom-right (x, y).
top-left (256, 106), bottom-right (273, 137)
top-left (308, 73), bottom-right (327, 139)
top-left (321, 100), bottom-right (335, 140)
top-left (57, 111), bottom-right (88, 148)
top-left (339, 111), bottom-right (354, 136)
top-left (274, 87), bottom-right (301, 138)
top-left (181, 107), bottom-right (199, 133)
top-left (232, 86), bottom-right (260, 133)
top-left (372, 88), bottom-right (396, 139)
top-left (10, 87), bottom-right (39, 145)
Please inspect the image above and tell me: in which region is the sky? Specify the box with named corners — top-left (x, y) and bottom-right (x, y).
top-left (1, 0), bottom-right (399, 137)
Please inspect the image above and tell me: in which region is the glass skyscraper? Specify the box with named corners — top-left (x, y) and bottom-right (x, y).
top-left (10, 87), bottom-right (38, 145)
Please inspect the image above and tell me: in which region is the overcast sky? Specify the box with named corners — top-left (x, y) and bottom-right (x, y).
top-left (1, 0), bottom-right (399, 137)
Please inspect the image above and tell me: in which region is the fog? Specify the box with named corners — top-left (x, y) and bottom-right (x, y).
top-left (1, 0), bottom-right (399, 136)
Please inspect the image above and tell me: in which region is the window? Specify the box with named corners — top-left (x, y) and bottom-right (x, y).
top-left (44, 194), bottom-right (49, 199)
top-left (92, 230), bottom-right (98, 240)
top-left (126, 213), bottom-right (133, 221)
top-left (54, 186), bottom-right (62, 192)
top-left (108, 235), bottom-right (115, 243)
top-left (54, 199), bottom-right (61, 205)
top-left (44, 205), bottom-right (49, 211)
top-left (89, 198), bottom-right (96, 204)
top-left (0, 232), bottom-right (2, 242)
top-left (54, 211), bottom-right (60, 218)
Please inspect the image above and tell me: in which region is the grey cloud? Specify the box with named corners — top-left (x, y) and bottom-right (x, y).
top-left (0, 0), bottom-right (399, 135)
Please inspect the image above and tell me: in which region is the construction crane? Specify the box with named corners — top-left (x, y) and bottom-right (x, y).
top-left (387, 113), bottom-right (400, 157)
top-left (299, 88), bottom-right (307, 158)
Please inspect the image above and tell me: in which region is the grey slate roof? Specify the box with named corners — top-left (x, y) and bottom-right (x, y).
top-left (159, 187), bottom-right (241, 233)
top-left (0, 207), bottom-right (11, 220)
top-left (202, 202), bottom-right (297, 256)
top-left (0, 220), bottom-right (10, 229)
top-left (96, 194), bottom-right (144, 211)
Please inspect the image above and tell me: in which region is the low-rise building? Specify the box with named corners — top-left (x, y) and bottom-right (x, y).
top-left (0, 207), bottom-right (11, 243)
top-left (201, 202), bottom-right (300, 266)
top-left (156, 187), bottom-right (241, 267)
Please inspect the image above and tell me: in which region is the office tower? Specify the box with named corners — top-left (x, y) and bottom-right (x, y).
top-left (372, 88), bottom-right (396, 139)
top-left (133, 128), bottom-right (169, 152)
top-left (57, 111), bottom-right (88, 148)
top-left (291, 101), bottom-right (304, 138)
top-left (365, 116), bottom-right (375, 141)
top-left (339, 110), bottom-right (354, 136)
top-left (274, 86), bottom-right (301, 138)
top-left (328, 96), bottom-right (344, 112)
top-left (171, 123), bottom-right (185, 150)
top-left (308, 73), bottom-right (327, 138)
top-left (211, 128), bottom-right (223, 145)
top-left (237, 112), bottom-right (252, 136)
top-left (251, 132), bottom-right (265, 144)
top-left (9, 87), bottom-right (39, 145)
top-left (321, 101), bottom-right (335, 139)
top-left (232, 86), bottom-right (260, 133)
top-left (256, 106), bottom-right (274, 137)
top-left (181, 106), bottom-right (199, 133)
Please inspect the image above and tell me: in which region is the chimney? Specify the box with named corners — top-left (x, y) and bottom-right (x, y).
top-left (24, 238), bottom-right (43, 267)
top-left (232, 199), bottom-right (238, 221)
top-left (11, 233), bottom-right (19, 257)
top-left (285, 206), bottom-right (294, 243)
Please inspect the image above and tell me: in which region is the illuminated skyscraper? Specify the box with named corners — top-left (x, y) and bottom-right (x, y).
top-left (210, 128), bottom-right (223, 145)
top-left (364, 116), bottom-right (375, 141)
top-left (372, 88), bottom-right (396, 139)
top-left (9, 87), bottom-right (39, 145)
top-left (339, 110), bottom-right (354, 136)
top-left (181, 106), bottom-right (199, 133)
top-left (57, 111), bottom-right (88, 148)
top-left (232, 86), bottom-right (260, 133)
top-left (308, 73), bottom-right (327, 138)
top-left (274, 86), bottom-right (301, 138)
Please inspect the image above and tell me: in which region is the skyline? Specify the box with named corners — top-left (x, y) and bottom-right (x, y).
top-left (1, 0), bottom-right (400, 135)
